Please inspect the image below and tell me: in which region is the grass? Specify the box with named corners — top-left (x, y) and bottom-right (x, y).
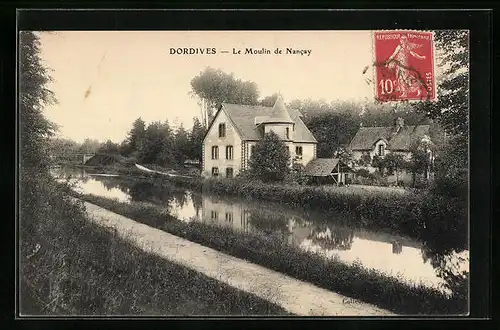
top-left (72, 191), bottom-right (468, 316)
top-left (20, 177), bottom-right (290, 316)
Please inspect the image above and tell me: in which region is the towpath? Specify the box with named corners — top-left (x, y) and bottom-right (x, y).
top-left (79, 199), bottom-right (396, 316)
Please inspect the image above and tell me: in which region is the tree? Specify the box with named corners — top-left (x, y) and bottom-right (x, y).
top-left (248, 131), bottom-right (290, 183)
top-left (415, 30), bottom-right (469, 139)
top-left (190, 67), bottom-right (260, 127)
top-left (383, 153), bottom-right (408, 185)
top-left (173, 124), bottom-right (190, 166)
top-left (78, 138), bottom-right (101, 154)
top-left (407, 143), bottom-right (432, 187)
top-left (47, 137), bottom-right (80, 156)
top-left (358, 152), bottom-right (372, 167)
top-left (137, 120), bottom-right (175, 167)
top-left (371, 155), bottom-right (385, 174)
top-left (303, 110), bottom-right (360, 158)
top-left (414, 30), bottom-right (468, 196)
top-left (97, 140), bottom-right (120, 155)
top-left (259, 93), bottom-right (279, 107)
top-left (431, 134), bottom-right (468, 199)
top-left (19, 31), bottom-right (58, 232)
top-left (124, 117), bottom-right (146, 156)
top-left (19, 32), bottom-right (57, 173)
top-left (188, 117), bottom-right (206, 161)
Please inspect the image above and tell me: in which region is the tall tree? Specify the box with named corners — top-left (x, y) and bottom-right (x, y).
top-left (190, 67), bottom-right (260, 127)
top-left (188, 117), bottom-right (206, 161)
top-left (248, 131), bottom-right (290, 183)
top-left (173, 124), bottom-right (190, 166)
top-left (137, 120), bottom-right (174, 167)
top-left (19, 31), bottom-right (58, 231)
top-left (19, 31), bottom-right (57, 173)
top-left (414, 30), bottom-right (469, 197)
top-left (125, 117), bottom-right (146, 156)
top-left (415, 30), bottom-right (469, 138)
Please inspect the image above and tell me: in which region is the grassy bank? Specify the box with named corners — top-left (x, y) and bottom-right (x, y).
top-left (20, 179), bottom-right (290, 316)
top-left (99, 166), bottom-right (467, 252)
top-left (73, 191), bottom-right (468, 315)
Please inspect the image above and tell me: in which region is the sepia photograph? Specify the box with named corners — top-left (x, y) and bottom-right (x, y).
top-left (18, 27), bottom-right (470, 317)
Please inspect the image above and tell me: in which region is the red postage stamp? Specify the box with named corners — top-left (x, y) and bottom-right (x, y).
top-left (373, 30), bottom-right (436, 102)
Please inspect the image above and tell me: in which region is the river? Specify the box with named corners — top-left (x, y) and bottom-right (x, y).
top-left (52, 166), bottom-right (469, 294)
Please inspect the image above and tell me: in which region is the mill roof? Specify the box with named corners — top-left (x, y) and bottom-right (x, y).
top-left (348, 125), bottom-right (430, 151)
top-left (220, 99), bottom-right (317, 143)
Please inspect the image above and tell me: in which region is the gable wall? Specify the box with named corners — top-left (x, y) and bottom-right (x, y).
top-left (202, 109), bottom-right (242, 178)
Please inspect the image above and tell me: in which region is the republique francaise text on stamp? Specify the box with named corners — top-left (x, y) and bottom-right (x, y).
top-left (373, 30), bottom-right (436, 102)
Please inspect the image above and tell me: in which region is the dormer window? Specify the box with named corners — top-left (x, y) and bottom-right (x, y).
top-left (378, 144), bottom-right (385, 156)
top-left (218, 123), bottom-right (226, 138)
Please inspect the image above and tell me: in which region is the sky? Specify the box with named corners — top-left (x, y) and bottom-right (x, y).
top-left (37, 30), bottom-right (376, 143)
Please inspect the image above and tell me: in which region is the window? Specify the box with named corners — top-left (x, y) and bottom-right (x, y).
top-left (286, 127), bottom-right (290, 139)
top-left (226, 167), bottom-right (234, 178)
top-left (225, 212), bottom-right (233, 223)
top-left (378, 144), bottom-right (385, 156)
top-left (218, 123), bottom-right (226, 138)
top-left (211, 211), bottom-right (218, 220)
top-left (251, 145), bottom-right (255, 155)
top-left (295, 146), bottom-right (303, 156)
top-left (226, 145), bottom-right (233, 160)
top-left (211, 167), bottom-right (219, 177)
top-left (211, 146), bottom-right (219, 159)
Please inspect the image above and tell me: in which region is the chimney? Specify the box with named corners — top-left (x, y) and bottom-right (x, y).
top-left (393, 117), bottom-right (404, 134)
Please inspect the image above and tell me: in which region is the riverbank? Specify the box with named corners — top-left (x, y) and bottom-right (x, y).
top-left (20, 179), bottom-right (290, 316)
top-left (71, 163), bottom-right (468, 253)
top-left (82, 198), bottom-right (394, 316)
top-left (70, 189), bottom-right (468, 315)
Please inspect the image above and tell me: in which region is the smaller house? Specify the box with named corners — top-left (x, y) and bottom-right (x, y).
top-left (348, 117), bottom-right (433, 184)
top-left (304, 158), bottom-right (352, 186)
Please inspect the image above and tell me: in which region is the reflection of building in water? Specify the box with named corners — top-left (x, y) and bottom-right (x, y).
top-left (392, 241), bottom-right (403, 254)
top-left (201, 196), bottom-right (313, 237)
top-left (201, 196), bottom-right (251, 232)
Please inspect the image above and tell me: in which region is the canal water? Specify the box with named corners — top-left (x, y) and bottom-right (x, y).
top-left (53, 166), bottom-right (469, 294)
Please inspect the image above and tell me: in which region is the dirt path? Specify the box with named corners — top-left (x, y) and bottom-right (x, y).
top-left (79, 199), bottom-right (396, 316)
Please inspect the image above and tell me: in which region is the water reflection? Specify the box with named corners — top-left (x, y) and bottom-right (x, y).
top-left (52, 166), bottom-right (469, 294)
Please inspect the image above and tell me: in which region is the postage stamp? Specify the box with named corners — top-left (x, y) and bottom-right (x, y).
top-left (373, 30), bottom-right (436, 102)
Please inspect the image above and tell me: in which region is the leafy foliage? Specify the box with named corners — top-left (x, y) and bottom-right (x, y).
top-left (258, 93), bottom-right (279, 107)
top-left (248, 131), bottom-right (290, 183)
top-left (137, 121), bottom-right (175, 167)
top-left (97, 140), bottom-right (120, 155)
top-left (123, 117), bottom-right (146, 156)
top-left (188, 117), bottom-right (207, 161)
top-left (190, 67), bottom-right (260, 125)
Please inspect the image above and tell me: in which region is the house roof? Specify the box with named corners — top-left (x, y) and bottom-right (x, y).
top-left (221, 101), bottom-right (317, 143)
top-left (349, 125), bottom-right (430, 151)
top-left (305, 158), bottom-right (347, 177)
top-left (265, 95), bottom-right (294, 124)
